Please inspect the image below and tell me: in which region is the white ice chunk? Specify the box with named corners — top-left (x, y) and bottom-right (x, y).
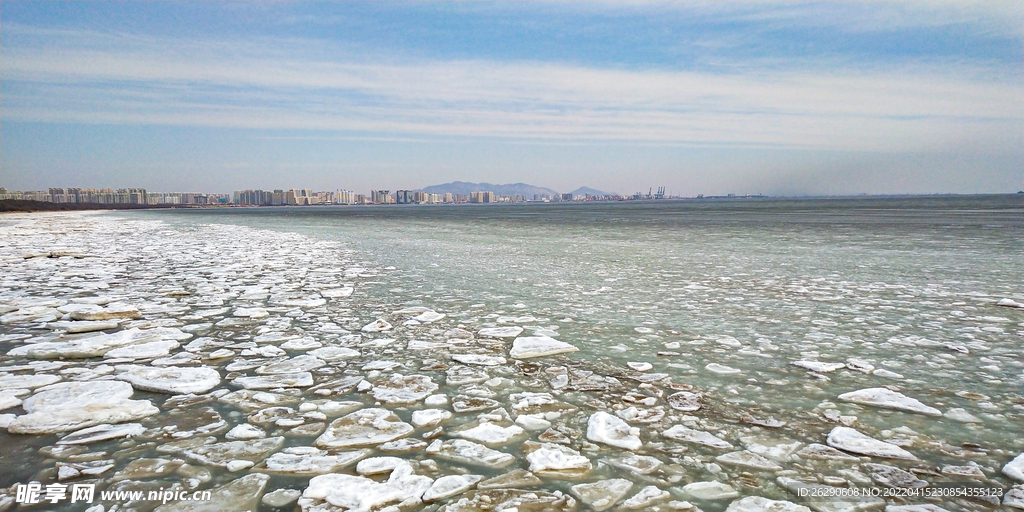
top-left (1004, 453), bottom-right (1024, 482)
top-left (826, 427), bottom-right (917, 460)
top-left (587, 411), bottom-right (642, 450)
top-left (315, 408), bottom-right (414, 449)
top-left (361, 319), bottom-right (393, 332)
top-left (725, 496), bottom-right (811, 512)
top-left (510, 336), bottom-right (578, 359)
top-left (116, 365), bottom-right (221, 394)
top-left (411, 409), bottom-right (452, 428)
top-left (423, 474), bottom-right (482, 502)
top-left (451, 354), bottom-right (507, 366)
top-left (570, 479), bottom-right (633, 511)
top-left (663, 425), bottom-right (733, 449)
top-left (837, 388), bottom-right (941, 416)
top-left (478, 327), bottom-right (523, 338)
top-left (792, 360), bottom-right (846, 373)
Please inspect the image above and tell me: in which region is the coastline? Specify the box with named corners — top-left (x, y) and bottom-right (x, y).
top-left (0, 199), bottom-right (187, 213)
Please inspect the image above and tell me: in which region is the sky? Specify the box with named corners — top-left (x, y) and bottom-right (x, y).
top-left (2, 1), bottom-right (1022, 196)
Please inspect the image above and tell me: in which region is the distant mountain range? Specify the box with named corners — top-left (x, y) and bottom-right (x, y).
top-left (567, 186), bottom-right (616, 197)
top-left (420, 181), bottom-right (559, 197)
top-left (419, 181), bottom-right (618, 198)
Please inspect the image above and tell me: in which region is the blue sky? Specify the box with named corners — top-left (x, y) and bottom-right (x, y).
top-left (2, 1), bottom-right (1022, 195)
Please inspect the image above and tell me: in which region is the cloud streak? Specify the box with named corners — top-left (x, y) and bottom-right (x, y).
top-left (3, 25), bottom-right (1020, 155)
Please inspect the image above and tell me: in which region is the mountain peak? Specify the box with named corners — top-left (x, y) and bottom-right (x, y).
top-left (420, 181), bottom-right (559, 197)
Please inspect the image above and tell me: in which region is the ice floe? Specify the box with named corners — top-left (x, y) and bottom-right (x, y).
top-left (663, 425), bottom-right (733, 449)
top-left (837, 387), bottom-right (941, 416)
top-left (587, 411), bottom-right (642, 450)
top-left (826, 427), bottom-right (917, 460)
top-left (427, 439), bottom-right (516, 469)
top-left (10, 381), bottom-right (158, 434)
top-left (525, 442), bottom-right (592, 477)
top-left (315, 408), bottom-right (413, 449)
top-left (1005, 453), bottom-right (1024, 482)
top-left (570, 479), bottom-right (633, 511)
top-left (116, 365), bottom-right (221, 394)
top-left (509, 336), bottom-right (578, 359)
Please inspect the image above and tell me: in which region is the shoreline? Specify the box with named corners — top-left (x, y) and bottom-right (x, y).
top-left (3, 192), bottom-right (1020, 214)
top-left (0, 199), bottom-right (192, 214)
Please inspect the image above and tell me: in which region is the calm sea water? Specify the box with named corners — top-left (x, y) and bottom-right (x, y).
top-left (3, 195), bottom-right (1020, 510)
top-left (143, 194), bottom-right (1023, 445)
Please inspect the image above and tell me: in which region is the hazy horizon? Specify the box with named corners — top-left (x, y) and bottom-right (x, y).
top-left (2, 2), bottom-right (1022, 196)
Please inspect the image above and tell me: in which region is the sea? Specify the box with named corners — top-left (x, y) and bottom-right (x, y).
top-left (0, 194), bottom-right (1021, 511)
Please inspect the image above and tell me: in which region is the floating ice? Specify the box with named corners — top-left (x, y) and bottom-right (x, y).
top-left (791, 360), bottom-right (846, 373)
top-left (1005, 453), bottom-right (1024, 482)
top-left (453, 422), bottom-right (526, 446)
top-left (263, 489), bottom-right (302, 508)
top-left (837, 388), bottom-right (941, 416)
top-left (321, 287), bottom-right (354, 298)
top-left (423, 474), bottom-right (482, 502)
top-left (426, 439), bottom-right (516, 469)
top-left (663, 425), bottom-right (733, 449)
top-left (57, 422), bottom-right (146, 445)
top-left (683, 481), bottom-right (738, 500)
top-left (478, 469), bottom-right (543, 490)
top-left (411, 409), bottom-right (452, 428)
top-left (263, 447), bottom-right (369, 475)
top-left (725, 496), bottom-right (811, 512)
top-left (715, 450), bottom-right (783, 471)
top-left (233, 372), bottom-right (313, 389)
top-left (257, 355), bottom-right (326, 374)
top-left (10, 381), bottom-right (158, 434)
top-left (451, 354), bottom-right (507, 366)
top-left (706, 363), bottom-right (741, 374)
top-left (414, 310), bottom-right (446, 323)
top-left (570, 479), bottom-right (633, 511)
top-left (155, 473), bottom-right (269, 512)
top-left (315, 408), bottom-right (413, 449)
top-left (826, 427), bottom-right (917, 460)
top-left (627, 361), bottom-right (653, 372)
top-left (104, 339), bottom-right (180, 360)
top-left (621, 485), bottom-right (671, 510)
top-left (8, 327), bottom-right (161, 359)
top-left (605, 454), bottom-right (663, 475)
top-left (510, 335), bottom-right (578, 359)
top-left (447, 365), bottom-right (489, 385)
top-left (361, 318), bottom-right (393, 332)
top-left (225, 424), bottom-right (265, 440)
top-left (667, 391), bottom-right (703, 412)
top-left (0, 373), bottom-right (61, 391)
top-left (370, 374), bottom-right (438, 404)
top-left (587, 411), bottom-right (642, 450)
top-left (48, 320), bottom-right (119, 333)
top-left (116, 365), bottom-right (221, 394)
top-left (525, 442), bottom-right (592, 476)
top-left (182, 437), bottom-right (284, 468)
top-left (309, 346), bottom-right (359, 361)
top-left (69, 304), bottom-right (141, 321)
top-left (863, 462), bottom-right (928, 488)
top-left (477, 327), bottom-right (524, 339)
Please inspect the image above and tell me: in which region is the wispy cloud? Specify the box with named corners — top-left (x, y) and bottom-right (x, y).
top-left (2, 18), bottom-right (1021, 156)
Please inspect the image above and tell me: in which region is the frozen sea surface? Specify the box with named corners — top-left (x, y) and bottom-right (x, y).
top-left (0, 195), bottom-right (1022, 511)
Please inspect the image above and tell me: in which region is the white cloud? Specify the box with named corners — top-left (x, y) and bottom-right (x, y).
top-left (2, 23), bottom-right (1021, 156)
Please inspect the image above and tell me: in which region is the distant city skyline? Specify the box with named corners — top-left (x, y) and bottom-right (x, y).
top-left (2, 2), bottom-right (1022, 195)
